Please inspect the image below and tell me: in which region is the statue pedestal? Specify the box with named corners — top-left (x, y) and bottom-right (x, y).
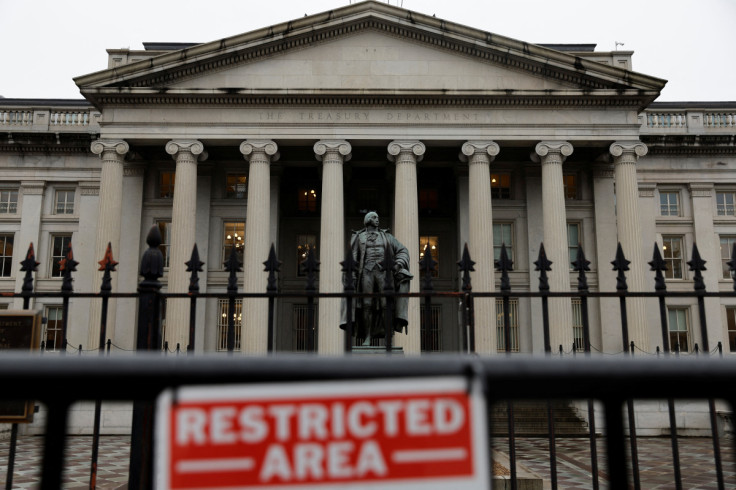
top-left (350, 346), bottom-right (404, 355)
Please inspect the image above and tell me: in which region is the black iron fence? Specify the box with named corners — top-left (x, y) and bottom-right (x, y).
top-left (2, 224), bottom-right (736, 489)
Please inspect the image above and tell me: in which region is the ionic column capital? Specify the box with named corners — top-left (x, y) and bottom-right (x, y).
top-left (533, 141), bottom-right (573, 164)
top-left (460, 141), bottom-right (500, 163)
top-left (240, 140), bottom-right (280, 162)
top-left (165, 140), bottom-right (207, 162)
top-left (91, 139), bottom-right (129, 157)
top-left (610, 141), bottom-right (648, 161)
top-left (387, 140), bottom-right (425, 163)
top-left (314, 140), bottom-right (352, 162)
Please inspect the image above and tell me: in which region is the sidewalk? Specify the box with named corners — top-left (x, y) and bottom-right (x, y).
top-left (1, 435), bottom-right (734, 488)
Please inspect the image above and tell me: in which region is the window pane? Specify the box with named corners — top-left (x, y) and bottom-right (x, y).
top-left (51, 235), bottom-right (72, 277)
top-left (157, 222), bottom-right (171, 268)
top-left (663, 236), bottom-right (684, 279)
top-left (0, 235), bottom-right (13, 277)
top-left (564, 174), bottom-right (577, 199)
top-left (160, 172), bottom-right (175, 198)
top-left (217, 299), bottom-right (242, 351)
top-left (496, 298), bottom-right (519, 352)
top-left (491, 174), bottom-right (511, 199)
top-left (296, 234), bottom-right (316, 276)
top-left (55, 190), bottom-right (75, 214)
top-left (0, 190), bottom-right (18, 214)
top-left (297, 188), bottom-right (318, 213)
top-left (223, 222), bottom-right (245, 266)
top-left (492, 223), bottom-right (512, 262)
top-left (419, 236), bottom-right (439, 277)
top-left (225, 175), bottom-right (247, 199)
top-left (44, 306), bottom-right (63, 351)
top-left (720, 236), bottom-right (736, 278)
top-left (728, 308), bottom-right (736, 352)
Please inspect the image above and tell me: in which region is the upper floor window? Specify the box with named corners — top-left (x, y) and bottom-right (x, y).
top-left (223, 222), bottom-right (245, 265)
top-left (54, 190), bottom-right (75, 214)
top-left (156, 221), bottom-right (171, 268)
top-left (491, 174), bottom-right (511, 199)
top-left (0, 190), bottom-right (18, 214)
top-left (492, 223), bottom-right (513, 263)
top-left (662, 236), bottom-right (684, 279)
top-left (297, 188), bottom-right (318, 213)
top-left (50, 234), bottom-right (72, 277)
top-left (225, 174), bottom-right (247, 199)
top-left (659, 191), bottom-right (680, 216)
top-left (563, 174), bottom-right (578, 200)
top-left (727, 307), bottom-right (736, 353)
top-left (720, 236), bottom-right (736, 279)
top-left (160, 172), bottom-right (175, 198)
top-left (567, 223), bottom-right (581, 269)
top-left (716, 191), bottom-right (736, 216)
top-left (0, 234), bottom-right (13, 277)
top-left (419, 236), bottom-right (439, 276)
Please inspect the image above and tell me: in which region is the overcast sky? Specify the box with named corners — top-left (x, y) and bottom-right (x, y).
top-left (1, 0), bottom-right (733, 101)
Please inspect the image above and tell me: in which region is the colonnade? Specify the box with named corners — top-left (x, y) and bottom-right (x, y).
top-left (91, 138), bottom-right (649, 355)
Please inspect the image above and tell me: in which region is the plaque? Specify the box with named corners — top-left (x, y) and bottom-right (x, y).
top-left (0, 310), bottom-right (42, 423)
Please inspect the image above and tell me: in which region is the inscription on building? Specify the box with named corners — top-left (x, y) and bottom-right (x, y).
top-left (258, 110), bottom-right (485, 123)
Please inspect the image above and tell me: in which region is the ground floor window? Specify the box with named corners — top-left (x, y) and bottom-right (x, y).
top-left (0, 234), bottom-right (13, 277)
top-left (217, 299), bottom-right (242, 351)
top-left (668, 307), bottom-right (690, 352)
top-left (420, 304), bottom-right (441, 352)
top-left (726, 307), bottom-right (736, 353)
top-left (496, 298), bottom-right (519, 352)
top-left (572, 298), bottom-right (585, 351)
top-left (44, 306), bottom-right (63, 352)
top-left (50, 234), bottom-right (72, 277)
top-left (293, 304), bottom-right (316, 352)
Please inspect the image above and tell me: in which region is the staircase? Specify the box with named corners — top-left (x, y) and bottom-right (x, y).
top-left (489, 400), bottom-right (590, 436)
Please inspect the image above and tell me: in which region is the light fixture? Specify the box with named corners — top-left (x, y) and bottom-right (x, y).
top-left (227, 234), bottom-right (232, 240)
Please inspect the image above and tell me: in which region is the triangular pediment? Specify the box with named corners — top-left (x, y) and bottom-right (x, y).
top-left (75, 1), bottom-right (665, 109)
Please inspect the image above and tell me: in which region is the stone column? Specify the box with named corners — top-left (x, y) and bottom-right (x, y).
top-left (610, 141), bottom-right (649, 351)
top-left (164, 140), bottom-right (206, 351)
top-left (13, 181), bottom-right (45, 309)
top-left (535, 141), bottom-right (574, 352)
top-left (689, 183), bottom-right (721, 350)
top-left (388, 141), bottom-right (424, 355)
top-left (314, 140), bottom-right (351, 355)
top-left (461, 141), bottom-right (500, 354)
top-left (87, 140), bottom-right (129, 349)
top-left (241, 140), bottom-right (279, 354)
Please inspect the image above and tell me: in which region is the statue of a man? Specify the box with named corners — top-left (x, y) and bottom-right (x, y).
top-left (340, 212), bottom-right (413, 345)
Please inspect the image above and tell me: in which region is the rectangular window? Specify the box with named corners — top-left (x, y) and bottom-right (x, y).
top-left (225, 174), bottom-right (247, 199)
top-left (659, 191), bottom-right (680, 216)
top-left (0, 234), bottom-right (13, 277)
top-left (491, 173), bottom-right (511, 199)
top-left (563, 174), bottom-right (578, 200)
top-left (496, 298), bottom-right (519, 352)
top-left (419, 236), bottom-right (439, 277)
top-left (568, 223), bottom-right (581, 270)
top-left (420, 304), bottom-right (442, 352)
top-left (296, 234), bottom-right (317, 276)
top-left (662, 236), bottom-right (684, 279)
top-left (54, 190), bottom-right (75, 214)
top-left (217, 299), bottom-right (242, 351)
top-left (0, 190), bottom-right (18, 214)
top-left (44, 306), bottom-right (63, 352)
top-left (223, 222), bottom-right (245, 265)
top-left (720, 236), bottom-right (736, 279)
top-left (668, 308), bottom-right (690, 352)
top-left (50, 234), bottom-right (72, 277)
top-left (293, 304), bottom-right (316, 352)
top-left (717, 191), bottom-right (736, 216)
top-left (297, 188), bottom-right (318, 213)
top-left (572, 298), bottom-right (584, 351)
top-left (492, 223), bottom-right (513, 263)
top-left (727, 307), bottom-right (736, 352)
top-left (159, 171), bottom-right (175, 198)
top-left (156, 221), bottom-right (171, 268)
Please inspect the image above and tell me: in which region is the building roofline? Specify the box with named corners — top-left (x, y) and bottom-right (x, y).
top-left (648, 101), bottom-right (736, 109)
top-left (0, 98), bottom-right (92, 107)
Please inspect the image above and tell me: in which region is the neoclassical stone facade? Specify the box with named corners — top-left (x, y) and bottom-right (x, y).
top-left (0, 1), bottom-right (734, 370)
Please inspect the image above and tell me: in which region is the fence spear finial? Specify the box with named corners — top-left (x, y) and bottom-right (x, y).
top-left (419, 243), bottom-right (437, 291)
top-left (611, 242), bottom-right (630, 291)
top-left (186, 244), bottom-right (204, 294)
top-left (224, 245), bottom-right (242, 295)
top-left (98, 242), bottom-right (118, 294)
top-left (20, 242), bottom-right (39, 295)
top-left (649, 242), bottom-right (668, 291)
top-left (457, 243), bottom-right (475, 292)
top-left (534, 243), bottom-right (552, 292)
top-left (140, 225), bottom-right (164, 281)
top-left (572, 244), bottom-right (590, 292)
top-left (687, 243), bottom-right (707, 291)
top-left (60, 242), bottom-right (79, 293)
top-left (263, 243), bottom-right (281, 293)
top-left (302, 246), bottom-right (320, 293)
top-left (495, 243), bottom-right (513, 291)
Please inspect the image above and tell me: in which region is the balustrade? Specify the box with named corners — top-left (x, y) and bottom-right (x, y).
top-left (704, 112), bottom-right (736, 128)
top-left (646, 112), bottom-right (688, 129)
top-left (0, 110), bottom-right (32, 125)
top-left (50, 111), bottom-right (90, 126)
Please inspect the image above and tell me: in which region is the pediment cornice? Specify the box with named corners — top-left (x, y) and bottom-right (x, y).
top-left (75, 1), bottom-right (665, 110)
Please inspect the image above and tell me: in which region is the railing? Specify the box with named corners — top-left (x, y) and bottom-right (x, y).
top-left (0, 110), bottom-right (32, 126)
top-left (641, 105), bottom-right (736, 134)
top-left (49, 111), bottom-right (90, 126)
top-left (704, 112), bottom-right (736, 129)
top-left (2, 225), bottom-right (736, 489)
top-left (0, 104), bottom-right (99, 132)
top-left (646, 112), bottom-right (688, 129)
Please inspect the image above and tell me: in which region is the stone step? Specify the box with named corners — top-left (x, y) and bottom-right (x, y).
top-left (489, 400), bottom-right (589, 436)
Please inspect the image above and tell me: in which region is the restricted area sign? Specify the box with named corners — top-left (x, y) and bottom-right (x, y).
top-left (155, 377), bottom-right (488, 489)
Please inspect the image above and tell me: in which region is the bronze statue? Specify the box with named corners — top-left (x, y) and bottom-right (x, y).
top-left (340, 212), bottom-right (412, 345)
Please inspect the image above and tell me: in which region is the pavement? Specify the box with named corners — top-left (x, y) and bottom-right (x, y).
top-left (0, 435), bottom-right (734, 488)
